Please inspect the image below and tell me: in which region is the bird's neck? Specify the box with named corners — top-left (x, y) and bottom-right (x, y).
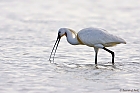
top-left (66, 29), bottom-right (79, 45)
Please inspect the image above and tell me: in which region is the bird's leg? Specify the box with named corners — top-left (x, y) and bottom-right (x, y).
top-left (95, 52), bottom-right (98, 64)
top-left (103, 47), bottom-right (115, 65)
top-left (94, 47), bottom-right (99, 65)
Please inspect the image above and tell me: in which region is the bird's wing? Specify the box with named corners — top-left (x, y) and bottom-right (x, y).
top-left (78, 28), bottom-right (126, 47)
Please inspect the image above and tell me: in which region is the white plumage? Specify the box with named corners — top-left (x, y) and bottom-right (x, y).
top-left (78, 27), bottom-right (126, 47)
top-left (49, 27), bottom-right (126, 65)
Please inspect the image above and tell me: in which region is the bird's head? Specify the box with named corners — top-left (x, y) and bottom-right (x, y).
top-left (58, 28), bottom-right (67, 38)
top-left (49, 28), bottom-right (67, 62)
top-left (49, 28), bottom-right (78, 62)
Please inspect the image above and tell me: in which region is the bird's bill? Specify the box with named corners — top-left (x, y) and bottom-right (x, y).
top-left (49, 34), bottom-right (61, 62)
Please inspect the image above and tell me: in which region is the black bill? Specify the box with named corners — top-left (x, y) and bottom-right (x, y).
top-left (49, 34), bottom-right (61, 62)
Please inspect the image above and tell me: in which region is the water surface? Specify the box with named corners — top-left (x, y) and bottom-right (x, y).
top-left (0, 0), bottom-right (140, 93)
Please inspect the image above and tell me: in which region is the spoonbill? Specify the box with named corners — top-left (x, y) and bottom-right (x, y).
top-left (49, 27), bottom-right (126, 65)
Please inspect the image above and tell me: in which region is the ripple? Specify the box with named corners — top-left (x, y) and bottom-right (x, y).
top-left (0, 0), bottom-right (140, 93)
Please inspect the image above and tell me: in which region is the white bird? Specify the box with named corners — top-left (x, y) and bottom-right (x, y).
top-left (49, 27), bottom-right (126, 65)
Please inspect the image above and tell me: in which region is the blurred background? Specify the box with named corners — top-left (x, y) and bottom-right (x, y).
top-left (0, 0), bottom-right (140, 93)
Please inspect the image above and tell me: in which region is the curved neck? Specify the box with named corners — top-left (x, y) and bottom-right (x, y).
top-left (65, 29), bottom-right (79, 45)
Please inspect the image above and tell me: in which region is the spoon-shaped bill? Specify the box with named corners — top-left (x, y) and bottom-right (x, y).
top-left (49, 35), bottom-right (61, 62)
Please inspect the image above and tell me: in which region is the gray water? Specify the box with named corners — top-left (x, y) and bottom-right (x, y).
top-left (0, 0), bottom-right (140, 93)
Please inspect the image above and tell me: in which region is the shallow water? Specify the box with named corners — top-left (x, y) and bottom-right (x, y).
top-left (0, 0), bottom-right (140, 93)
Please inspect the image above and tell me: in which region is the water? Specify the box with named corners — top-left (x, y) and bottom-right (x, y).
top-left (0, 0), bottom-right (140, 93)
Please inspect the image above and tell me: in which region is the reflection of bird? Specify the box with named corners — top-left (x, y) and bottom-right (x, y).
top-left (49, 27), bottom-right (126, 65)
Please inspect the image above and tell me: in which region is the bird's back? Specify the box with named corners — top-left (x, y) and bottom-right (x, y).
top-left (77, 27), bottom-right (126, 47)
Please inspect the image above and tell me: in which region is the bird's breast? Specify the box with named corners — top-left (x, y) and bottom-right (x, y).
top-left (77, 34), bottom-right (84, 45)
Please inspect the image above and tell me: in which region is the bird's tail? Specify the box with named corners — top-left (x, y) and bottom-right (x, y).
top-left (120, 39), bottom-right (126, 44)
